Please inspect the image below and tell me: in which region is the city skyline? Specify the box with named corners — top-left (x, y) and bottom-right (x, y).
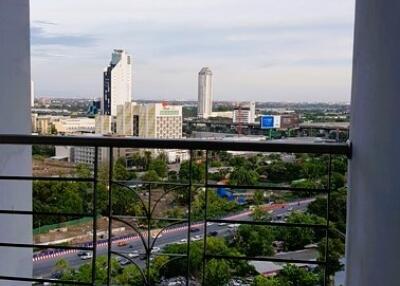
top-left (31, 0), bottom-right (355, 102)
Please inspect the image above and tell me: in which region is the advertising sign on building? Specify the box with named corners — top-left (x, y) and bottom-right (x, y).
top-left (260, 115), bottom-right (281, 129)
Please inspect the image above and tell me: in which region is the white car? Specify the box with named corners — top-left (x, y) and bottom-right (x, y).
top-left (206, 222), bottom-right (214, 226)
top-left (180, 238), bottom-right (188, 243)
top-left (151, 247), bottom-right (161, 253)
top-left (128, 250), bottom-right (139, 258)
top-left (80, 252), bottom-right (93, 260)
top-left (191, 235), bottom-right (202, 241)
top-left (218, 222), bottom-right (227, 226)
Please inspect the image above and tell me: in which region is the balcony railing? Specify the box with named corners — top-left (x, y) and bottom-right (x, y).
top-left (0, 134), bottom-right (351, 286)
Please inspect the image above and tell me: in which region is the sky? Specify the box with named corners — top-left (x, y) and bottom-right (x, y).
top-left (31, 0), bottom-right (355, 102)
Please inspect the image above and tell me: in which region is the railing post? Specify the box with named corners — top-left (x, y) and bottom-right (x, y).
top-left (347, 0), bottom-right (400, 285)
top-left (0, 1), bottom-right (32, 285)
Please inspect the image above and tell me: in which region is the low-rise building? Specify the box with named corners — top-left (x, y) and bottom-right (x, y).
top-left (95, 115), bottom-right (113, 134)
top-left (52, 117), bottom-right (95, 134)
top-left (233, 101), bottom-right (256, 124)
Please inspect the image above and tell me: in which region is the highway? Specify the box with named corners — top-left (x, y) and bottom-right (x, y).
top-left (33, 200), bottom-right (311, 279)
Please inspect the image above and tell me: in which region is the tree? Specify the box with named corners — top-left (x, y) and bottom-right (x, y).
top-left (252, 275), bottom-right (281, 286)
top-left (251, 206), bottom-right (271, 222)
top-left (235, 225), bottom-right (274, 257)
top-left (55, 259), bottom-right (69, 272)
top-left (162, 237), bottom-right (254, 281)
top-left (276, 212), bottom-right (325, 251)
top-left (62, 256), bottom-right (119, 285)
top-left (115, 265), bottom-right (145, 286)
top-left (318, 237), bottom-right (345, 279)
top-left (179, 161), bottom-right (205, 183)
top-left (204, 259), bottom-right (231, 286)
top-left (32, 145), bottom-right (55, 157)
top-left (279, 264), bottom-right (319, 286)
top-left (307, 188), bottom-right (347, 233)
top-left (148, 159), bottom-right (168, 178)
top-left (229, 167), bottom-right (259, 186)
top-left (192, 189), bottom-right (237, 220)
top-left (33, 180), bottom-right (84, 227)
top-left (253, 190), bottom-right (264, 205)
top-left (142, 170), bottom-right (160, 182)
top-left (113, 157), bottom-right (130, 181)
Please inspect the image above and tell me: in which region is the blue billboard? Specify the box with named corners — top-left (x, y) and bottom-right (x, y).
top-left (260, 115), bottom-right (274, 129)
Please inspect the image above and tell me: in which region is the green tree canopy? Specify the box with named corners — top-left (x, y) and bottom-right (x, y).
top-left (148, 159), bottom-right (168, 178)
top-left (229, 167), bottom-right (259, 186)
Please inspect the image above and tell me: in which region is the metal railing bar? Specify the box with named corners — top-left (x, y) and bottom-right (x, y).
top-left (186, 150), bottom-right (194, 286)
top-left (106, 147), bottom-right (113, 286)
top-left (112, 180), bottom-right (190, 187)
top-left (0, 243), bottom-right (93, 251)
top-left (204, 183), bottom-right (327, 193)
top-left (146, 183), bottom-right (151, 284)
top-left (206, 219), bottom-right (327, 229)
top-left (324, 154), bottom-right (333, 286)
top-left (152, 253), bottom-right (187, 258)
top-left (91, 147), bottom-right (98, 284)
top-left (205, 254), bottom-right (326, 265)
top-left (112, 215), bottom-right (188, 223)
top-left (202, 150), bottom-right (210, 286)
top-left (0, 275), bottom-right (92, 285)
top-left (0, 134), bottom-right (350, 155)
top-left (0, 210), bottom-right (93, 217)
top-left (0, 176), bottom-right (93, 182)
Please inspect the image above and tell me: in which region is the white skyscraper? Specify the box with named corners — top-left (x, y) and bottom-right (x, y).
top-left (198, 67), bottom-right (213, 119)
top-left (102, 49), bottom-right (132, 116)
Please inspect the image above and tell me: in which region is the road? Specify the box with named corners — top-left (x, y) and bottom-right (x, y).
top-left (33, 200), bottom-right (311, 278)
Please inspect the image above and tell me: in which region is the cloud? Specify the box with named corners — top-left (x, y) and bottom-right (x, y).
top-left (31, 26), bottom-right (97, 47)
top-left (30, 0), bottom-right (355, 102)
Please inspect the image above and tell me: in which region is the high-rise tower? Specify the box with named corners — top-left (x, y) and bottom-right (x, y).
top-left (102, 49), bottom-right (132, 116)
top-left (197, 67), bottom-right (213, 119)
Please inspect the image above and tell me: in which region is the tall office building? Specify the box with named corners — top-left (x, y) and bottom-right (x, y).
top-left (102, 49), bottom-right (132, 116)
top-left (197, 67), bottom-right (213, 119)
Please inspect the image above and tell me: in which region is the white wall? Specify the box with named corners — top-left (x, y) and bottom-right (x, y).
top-left (0, 1), bottom-right (32, 284)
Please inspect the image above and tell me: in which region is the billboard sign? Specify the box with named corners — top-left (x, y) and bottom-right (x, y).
top-left (260, 116), bottom-right (274, 129)
top-left (260, 115), bottom-right (281, 129)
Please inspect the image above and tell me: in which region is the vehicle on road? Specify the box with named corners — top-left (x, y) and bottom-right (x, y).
top-left (208, 231), bottom-right (218, 236)
top-left (119, 258), bottom-right (131, 266)
top-left (191, 235), bottom-right (201, 241)
top-left (190, 227), bottom-right (200, 233)
top-left (50, 271), bottom-right (62, 279)
top-left (151, 247), bottom-right (161, 253)
top-left (128, 250), bottom-right (139, 258)
top-left (228, 224), bottom-right (240, 228)
top-left (206, 222), bottom-right (214, 226)
top-left (117, 241), bottom-right (128, 247)
top-left (180, 238), bottom-right (188, 243)
top-left (80, 252), bottom-right (93, 260)
top-left (218, 222), bottom-right (227, 226)
top-left (77, 251), bottom-right (86, 257)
